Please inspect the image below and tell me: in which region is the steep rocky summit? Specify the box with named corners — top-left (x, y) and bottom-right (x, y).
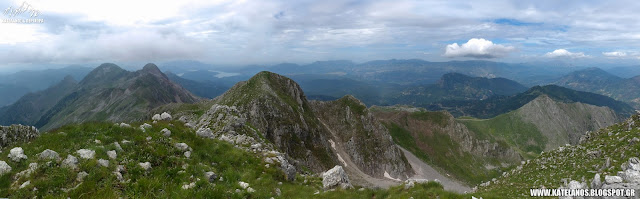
top-left (163, 71), bottom-right (415, 187)
top-left (211, 71), bottom-right (338, 173)
top-left (2, 63), bottom-right (200, 130)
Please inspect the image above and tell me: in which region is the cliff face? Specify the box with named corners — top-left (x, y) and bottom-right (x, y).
top-left (372, 106), bottom-right (521, 184)
top-left (374, 108), bottom-right (521, 163)
top-left (311, 96), bottom-right (414, 180)
top-left (515, 95), bottom-right (619, 150)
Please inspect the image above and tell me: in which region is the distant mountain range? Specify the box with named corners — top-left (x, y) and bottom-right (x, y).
top-left (430, 85), bottom-right (635, 119)
top-left (0, 66), bottom-right (92, 106)
top-left (0, 63), bottom-right (199, 130)
top-left (554, 67), bottom-right (640, 108)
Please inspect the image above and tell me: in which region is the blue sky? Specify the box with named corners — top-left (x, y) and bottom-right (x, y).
top-left (1, 0), bottom-right (639, 71)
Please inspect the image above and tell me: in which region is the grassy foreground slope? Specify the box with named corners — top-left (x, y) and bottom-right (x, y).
top-left (476, 114), bottom-right (640, 198)
top-left (0, 120), bottom-right (469, 198)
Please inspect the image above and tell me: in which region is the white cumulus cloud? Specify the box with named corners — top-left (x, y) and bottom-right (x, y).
top-left (545, 49), bottom-right (589, 58)
top-left (444, 38), bottom-right (515, 58)
top-left (602, 51), bottom-right (627, 58)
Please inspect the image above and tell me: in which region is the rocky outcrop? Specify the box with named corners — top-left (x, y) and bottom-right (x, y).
top-left (516, 95), bottom-right (618, 150)
top-left (212, 71), bottom-right (338, 173)
top-left (322, 165), bottom-right (353, 190)
top-left (0, 125), bottom-right (39, 148)
top-left (311, 96), bottom-right (413, 180)
top-left (176, 104), bottom-right (299, 181)
top-left (557, 157), bottom-right (640, 199)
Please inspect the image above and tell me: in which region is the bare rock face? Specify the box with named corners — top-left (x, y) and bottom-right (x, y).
top-left (373, 107), bottom-right (522, 169)
top-left (322, 165), bottom-right (353, 190)
top-left (0, 125), bottom-right (39, 148)
top-left (311, 96), bottom-right (414, 180)
top-left (516, 95), bottom-right (618, 150)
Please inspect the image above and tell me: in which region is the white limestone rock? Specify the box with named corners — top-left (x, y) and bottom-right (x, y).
top-left (98, 159), bottom-right (109, 167)
top-left (152, 114), bottom-right (162, 121)
top-left (0, 161), bottom-right (12, 176)
top-left (62, 155), bottom-right (79, 169)
top-left (196, 128), bottom-right (215, 138)
top-left (107, 150), bottom-right (117, 160)
top-left (161, 112), bottom-right (172, 120)
top-left (161, 128), bottom-right (171, 137)
top-left (77, 171), bottom-right (89, 182)
top-left (39, 149), bottom-right (60, 160)
top-left (8, 147), bottom-right (27, 162)
top-left (175, 143), bottom-right (190, 151)
top-left (139, 162), bottom-right (152, 170)
top-left (76, 149), bottom-right (95, 159)
top-left (322, 165), bottom-right (352, 190)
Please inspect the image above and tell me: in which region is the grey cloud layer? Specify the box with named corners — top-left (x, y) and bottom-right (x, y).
top-left (1, 0), bottom-right (640, 67)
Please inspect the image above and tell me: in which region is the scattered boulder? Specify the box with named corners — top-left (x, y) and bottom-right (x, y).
top-left (39, 149), bottom-right (60, 160)
top-left (182, 182), bottom-right (196, 189)
top-left (113, 142), bottom-right (123, 151)
top-left (184, 151), bottom-right (191, 158)
top-left (8, 147), bottom-right (27, 162)
top-left (77, 171), bottom-right (89, 182)
top-left (62, 155), bottom-right (79, 169)
top-left (322, 165), bottom-right (352, 190)
top-left (175, 143), bottom-right (190, 151)
top-left (76, 149), bottom-right (95, 159)
top-left (404, 181), bottom-right (415, 189)
top-left (152, 114), bottom-right (162, 121)
top-left (205, 171), bottom-right (217, 182)
top-left (140, 123), bottom-right (152, 132)
top-left (275, 188), bottom-right (281, 196)
top-left (119, 123), bottom-right (131, 128)
top-left (113, 171), bottom-right (124, 181)
top-left (139, 162), bottom-right (152, 170)
top-left (591, 173), bottom-right (601, 189)
top-left (161, 128), bottom-right (171, 137)
top-left (196, 128), bottom-right (215, 138)
top-left (161, 112), bottom-right (172, 120)
top-left (0, 161), bottom-right (12, 176)
top-left (239, 181), bottom-right (250, 189)
top-left (247, 187), bottom-right (255, 193)
top-left (98, 159), bottom-right (109, 167)
top-left (107, 150), bottom-right (117, 160)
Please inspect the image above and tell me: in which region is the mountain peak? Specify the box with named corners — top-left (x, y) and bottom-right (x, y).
top-left (80, 63), bottom-right (128, 85)
top-left (142, 63), bottom-right (161, 73)
top-left (61, 75), bottom-right (77, 84)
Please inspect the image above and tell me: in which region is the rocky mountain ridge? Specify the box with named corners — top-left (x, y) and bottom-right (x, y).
top-left (0, 63), bottom-right (200, 131)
